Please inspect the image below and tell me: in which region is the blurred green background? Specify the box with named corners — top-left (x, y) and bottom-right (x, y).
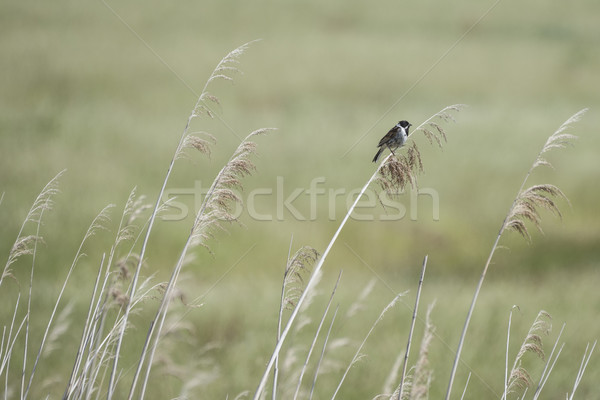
top-left (1, 0), bottom-right (599, 398)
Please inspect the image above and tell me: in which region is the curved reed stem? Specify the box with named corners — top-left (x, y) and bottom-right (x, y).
top-left (253, 105), bottom-right (462, 400)
top-left (107, 41), bottom-right (257, 399)
top-left (444, 109), bottom-right (586, 400)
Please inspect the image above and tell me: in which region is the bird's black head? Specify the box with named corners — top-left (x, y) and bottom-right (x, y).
top-left (398, 120), bottom-right (411, 128)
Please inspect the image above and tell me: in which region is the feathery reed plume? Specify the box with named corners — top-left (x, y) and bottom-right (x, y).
top-left (533, 110), bottom-right (583, 170)
top-left (108, 41), bottom-right (258, 399)
top-left (190, 128), bottom-right (275, 250)
top-left (505, 185), bottom-right (568, 240)
top-left (502, 311), bottom-right (551, 399)
top-left (16, 172), bottom-right (65, 398)
top-left (253, 105), bottom-right (462, 400)
top-left (118, 187), bottom-right (151, 244)
top-left (445, 109), bottom-right (587, 400)
top-left (282, 247), bottom-right (319, 310)
top-left (376, 105), bottom-right (463, 195)
top-left (273, 238), bottom-right (294, 400)
top-left (502, 108), bottom-right (585, 240)
top-left (274, 243), bottom-right (319, 399)
top-left (2, 170), bottom-right (64, 288)
top-left (177, 131), bottom-right (217, 160)
top-left (377, 104), bottom-right (465, 195)
top-left (377, 142), bottom-right (423, 193)
top-left (130, 128), bottom-right (273, 400)
top-left (193, 41), bottom-right (258, 119)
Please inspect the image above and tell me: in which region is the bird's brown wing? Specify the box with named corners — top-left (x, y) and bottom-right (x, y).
top-left (377, 127), bottom-right (397, 147)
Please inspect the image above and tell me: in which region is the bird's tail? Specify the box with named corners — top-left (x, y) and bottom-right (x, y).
top-left (372, 147), bottom-right (383, 163)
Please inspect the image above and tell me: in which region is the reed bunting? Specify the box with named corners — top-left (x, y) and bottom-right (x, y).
top-left (372, 120), bottom-right (412, 162)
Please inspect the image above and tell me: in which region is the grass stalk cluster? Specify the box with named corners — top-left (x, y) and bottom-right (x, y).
top-left (0, 44), bottom-right (594, 400)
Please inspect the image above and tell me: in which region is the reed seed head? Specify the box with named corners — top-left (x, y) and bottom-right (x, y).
top-left (375, 105), bottom-right (464, 197)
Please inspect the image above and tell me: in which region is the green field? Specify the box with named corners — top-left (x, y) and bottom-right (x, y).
top-left (1, 0), bottom-right (599, 398)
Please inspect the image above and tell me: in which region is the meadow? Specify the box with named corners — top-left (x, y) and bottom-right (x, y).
top-left (1, 0), bottom-right (599, 398)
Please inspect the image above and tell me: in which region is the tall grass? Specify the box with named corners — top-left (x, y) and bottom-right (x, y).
top-left (0, 43), bottom-right (595, 400)
top-left (254, 107), bottom-right (594, 399)
top-left (444, 108), bottom-right (591, 399)
top-left (111, 40), bottom-right (262, 400)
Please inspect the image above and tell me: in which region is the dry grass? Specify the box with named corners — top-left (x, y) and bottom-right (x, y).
top-left (125, 44), bottom-right (274, 399)
top-left (444, 109), bottom-right (589, 400)
top-left (0, 42), bottom-right (594, 400)
top-left (503, 109), bottom-right (584, 240)
top-left (504, 310), bottom-right (552, 398)
top-left (1, 170), bottom-right (63, 287)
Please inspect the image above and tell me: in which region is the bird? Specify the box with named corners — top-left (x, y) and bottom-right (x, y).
top-left (372, 120), bottom-right (412, 163)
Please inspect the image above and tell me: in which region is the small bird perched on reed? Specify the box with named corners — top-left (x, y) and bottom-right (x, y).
top-left (372, 120), bottom-right (412, 162)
